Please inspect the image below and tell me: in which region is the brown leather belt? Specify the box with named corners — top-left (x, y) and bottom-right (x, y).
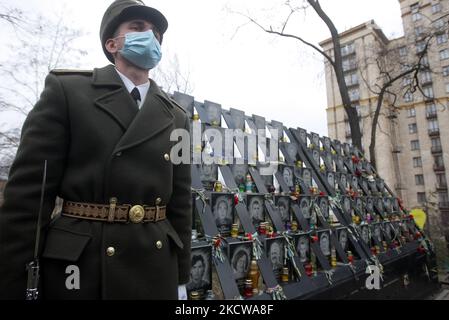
top-left (62, 200), bottom-right (166, 223)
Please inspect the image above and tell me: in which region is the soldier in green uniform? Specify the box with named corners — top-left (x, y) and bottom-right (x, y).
top-left (0, 0), bottom-right (192, 299)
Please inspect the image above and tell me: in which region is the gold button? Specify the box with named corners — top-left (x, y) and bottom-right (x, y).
top-left (106, 247), bottom-right (115, 256)
top-left (129, 205), bottom-right (145, 223)
top-left (164, 153), bottom-right (170, 161)
top-left (155, 197), bottom-right (162, 205)
top-left (156, 240), bottom-right (163, 249)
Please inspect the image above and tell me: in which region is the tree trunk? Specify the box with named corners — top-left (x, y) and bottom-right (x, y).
top-left (308, 0), bottom-right (362, 151)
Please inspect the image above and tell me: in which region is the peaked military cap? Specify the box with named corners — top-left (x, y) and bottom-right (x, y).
top-left (100, 0), bottom-right (168, 63)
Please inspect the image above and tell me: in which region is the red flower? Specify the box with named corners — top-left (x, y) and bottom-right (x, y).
top-left (234, 194), bottom-right (239, 205)
top-left (319, 191), bottom-right (325, 196)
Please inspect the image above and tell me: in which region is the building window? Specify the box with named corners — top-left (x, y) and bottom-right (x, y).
top-left (421, 71), bottom-right (432, 83)
top-left (436, 173), bottom-right (447, 188)
top-left (422, 55), bottom-right (429, 67)
top-left (417, 192), bottom-right (426, 203)
top-left (413, 157), bottom-right (423, 167)
top-left (409, 123), bottom-right (418, 134)
top-left (440, 49), bottom-right (449, 60)
top-left (423, 86), bottom-right (434, 98)
top-left (443, 66), bottom-right (449, 77)
top-left (341, 42), bottom-right (355, 56)
top-left (431, 137), bottom-right (442, 148)
top-left (399, 46), bottom-right (407, 56)
top-left (416, 41), bottom-right (426, 53)
top-left (428, 118), bottom-right (439, 132)
top-left (411, 140), bottom-right (420, 150)
top-left (404, 91), bottom-right (413, 102)
top-left (426, 102), bottom-right (437, 116)
top-left (403, 77), bottom-right (412, 87)
top-left (437, 34), bottom-right (448, 45)
top-left (342, 56), bottom-right (357, 71)
top-left (439, 192), bottom-right (449, 205)
top-left (446, 83), bottom-right (449, 93)
top-left (415, 26), bottom-right (424, 37)
top-left (344, 72), bottom-right (358, 86)
top-left (435, 154), bottom-right (444, 167)
top-left (349, 88), bottom-right (360, 101)
top-left (407, 107), bottom-right (416, 117)
top-left (415, 174), bottom-right (425, 185)
top-left (432, 3), bottom-right (442, 14)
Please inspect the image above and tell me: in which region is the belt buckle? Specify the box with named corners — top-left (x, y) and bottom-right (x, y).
top-left (129, 205), bottom-right (145, 223)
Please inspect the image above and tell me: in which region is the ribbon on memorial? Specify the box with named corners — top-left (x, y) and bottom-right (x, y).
top-left (324, 269), bottom-right (335, 286)
top-left (206, 234), bottom-right (226, 263)
top-left (328, 192), bottom-right (343, 211)
top-left (191, 187), bottom-right (208, 216)
top-left (266, 285), bottom-right (287, 300)
top-left (281, 232), bottom-right (302, 279)
top-left (246, 232), bottom-right (263, 260)
top-left (368, 255), bottom-right (384, 281)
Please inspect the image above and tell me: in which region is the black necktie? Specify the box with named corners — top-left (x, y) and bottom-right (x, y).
top-left (130, 87), bottom-right (141, 106)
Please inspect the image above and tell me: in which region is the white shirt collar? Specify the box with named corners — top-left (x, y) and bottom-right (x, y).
top-left (115, 68), bottom-right (150, 109)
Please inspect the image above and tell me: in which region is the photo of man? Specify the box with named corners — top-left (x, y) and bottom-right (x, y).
top-left (338, 229), bottom-right (348, 251)
top-left (327, 172), bottom-right (335, 189)
top-left (319, 232), bottom-right (331, 256)
top-left (206, 104), bottom-right (221, 126)
top-left (267, 238), bottom-right (284, 274)
top-left (373, 224), bottom-right (382, 243)
top-left (200, 163), bottom-right (217, 182)
top-left (319, 197), bottom-right (329, 219)
top-left (296, 235), bottom-right (310, 263)
top-left (300, 197), bottom-right (311, 219)
top-left (303, 169), bottom-right (312, 188)
top-left (276, 196), bottom-right (290, 223)
top-left (299, 129), bottom-right (307, 144)
top-left (247, 195), bottom-right (265, 226)
top-left (343, 197), bottom-right (351, 214)
top-left (186, 246), bottom-right (212, 294)
top-left (340, 173), bottom-right (347, 190)
top-left (312, 149), bottom-right (320, 165)
top-left (361, 226), bottom-right (370, 246)
top-left (212, 194), bottom-right (233, 234)
top-left (283, 166), bottom-right (294, 187)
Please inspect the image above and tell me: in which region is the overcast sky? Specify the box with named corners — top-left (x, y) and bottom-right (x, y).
top-left (0, 0), bottom-right (404, 136)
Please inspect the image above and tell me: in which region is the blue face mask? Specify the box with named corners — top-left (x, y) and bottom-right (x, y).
top-left (118, 30), bottom-right (162, 70)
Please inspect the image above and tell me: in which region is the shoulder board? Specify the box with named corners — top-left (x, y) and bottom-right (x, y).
top-left (50, 69), bottom-right (93, 76)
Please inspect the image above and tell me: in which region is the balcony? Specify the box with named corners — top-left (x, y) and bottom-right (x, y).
top-left (421, 78), bottom-right (432, 86)
top-left (439, 202), bottom-right (449, 209)
top-left (428, 128), bottom-right (440, 136)
top-left (434, 164), bottom-right (445, 172)
top-left (343, 63), bottom-right (358, 73)
top-left (345, 131), bottom-right (352, 139)
top-left (424, 96), bottom-right (435, 103)
top-left (431, 145), bottom-right (442, 154)
top-left (436, 183), bottom-right (448, 191)
top-left (392, 146), bottom-right (402, 153)
top-left (426, 111), bottom-right (438, 119)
